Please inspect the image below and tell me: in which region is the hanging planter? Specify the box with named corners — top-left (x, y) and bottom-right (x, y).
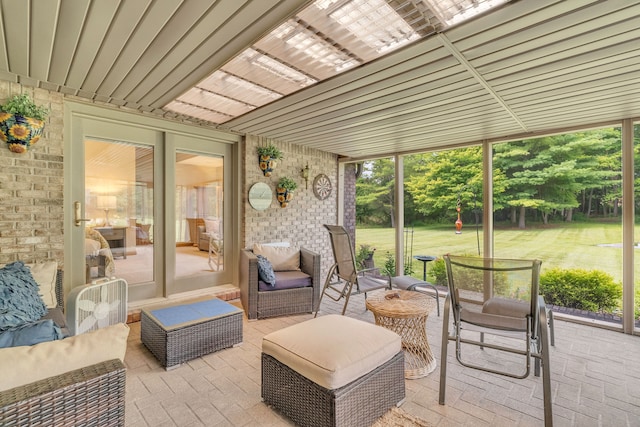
top-left (276, 176), bottom-right (298, 208)
top-left (256, 143), bottom-right (283, 177)
top-left (0, 94), bottom-right (49, 154)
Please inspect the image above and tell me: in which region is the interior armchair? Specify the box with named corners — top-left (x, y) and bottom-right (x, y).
top-left (239, 244), bottom-right (320, 320)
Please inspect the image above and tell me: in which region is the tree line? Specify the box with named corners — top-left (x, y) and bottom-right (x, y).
top-left (356, 127), bottom-right (640, 229)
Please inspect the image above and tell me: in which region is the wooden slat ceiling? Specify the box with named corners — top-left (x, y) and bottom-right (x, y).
top-left (1, 0), bottom-right (639, 160)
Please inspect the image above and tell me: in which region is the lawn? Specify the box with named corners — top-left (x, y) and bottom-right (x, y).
top-left (356, 222), bottom-right (638, 284)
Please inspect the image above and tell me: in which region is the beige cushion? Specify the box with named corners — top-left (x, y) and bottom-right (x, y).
top-left (262, 314), bottom-right (401, 390)
top-left (26, 261), bottom-right (58, 308)
top-left (0, 323), bottom-right (130, 391)
top-left (253, 243), bottom-right (300, 271)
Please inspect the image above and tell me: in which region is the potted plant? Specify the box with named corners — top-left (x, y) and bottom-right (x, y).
top-left (276, 176), bottom-right (298, 207)
top-left (0, 93), bottom-right (49, 153)
top-left (256, 143), bottom-right (283, 177)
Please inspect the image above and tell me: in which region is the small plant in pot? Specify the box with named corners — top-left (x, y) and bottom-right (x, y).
top-left (0, 93), bottom-right (49, 153)
top-left (276, 176), bottom-right (298, 208)
top-left (256, 143), bottom-right (283, 177)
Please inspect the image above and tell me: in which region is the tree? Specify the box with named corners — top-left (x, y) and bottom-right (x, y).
top-left (405, 146), bottom-right (495, 223)
top-left (356, 159), bottom-right (395, 226)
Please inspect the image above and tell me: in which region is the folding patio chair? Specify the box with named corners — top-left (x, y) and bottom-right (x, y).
top-left (439, 255), bottom-right (553, 427)
top-left (314, 225), bottom-right (391, 316)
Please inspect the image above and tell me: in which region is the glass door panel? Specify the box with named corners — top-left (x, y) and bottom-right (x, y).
top-left (165, 132), bottom-right (232, 296)
top-left (175, 151), bottom-right (224, 277)
top-left (84, 139), bottom-right (155, 286)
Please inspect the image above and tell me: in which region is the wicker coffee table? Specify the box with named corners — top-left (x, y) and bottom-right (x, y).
top-left (366, 289), bottom-right (437, 379)
top-left (141, 297), bottom-right (242, 369)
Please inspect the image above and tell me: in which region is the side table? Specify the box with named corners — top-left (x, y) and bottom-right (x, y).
top-left (141, 297), bottom-right (243, 369)
top-left (366, 289), bottom-right (437, 379)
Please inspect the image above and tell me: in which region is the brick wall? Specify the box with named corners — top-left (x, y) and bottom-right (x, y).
top-left (0, 82), bottom-right (64, 265)
top-left (243, 134), bottom-right (338, 276)
top-left (0, 81), bottom-right (342, 281)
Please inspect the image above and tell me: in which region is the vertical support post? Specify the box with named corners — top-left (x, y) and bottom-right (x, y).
top-left (621, 119), bottom-right (634, 334)
top-left (482, 140), bottom-right (493, 258)
top-left (395, 154), bottom-right (404, 276)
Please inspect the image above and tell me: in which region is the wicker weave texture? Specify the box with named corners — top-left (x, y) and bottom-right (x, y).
top-left (262, 352), bottom-right (405, 427)
top-left (0, 359), bottom-right (125, 427)
top-left (257, 286), bottom-right (313, 318)
top-left (240, 248), bottom-right (321, 320)
top-left (141, 309), bottom-right (243, 368)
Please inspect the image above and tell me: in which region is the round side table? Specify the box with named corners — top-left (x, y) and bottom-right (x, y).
top-left (365, 289), bottom-right (437, 379)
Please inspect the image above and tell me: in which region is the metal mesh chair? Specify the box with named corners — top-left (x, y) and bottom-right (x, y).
top-left (314, 225), bottom-right (391, 316)
top-left (439, 255), bottom-right (553, 427)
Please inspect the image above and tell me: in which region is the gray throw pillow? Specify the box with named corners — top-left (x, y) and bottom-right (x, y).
top-left (256, 255), bottom-right (276, 287)
top-left (0, 261), bottom-right (48, 331)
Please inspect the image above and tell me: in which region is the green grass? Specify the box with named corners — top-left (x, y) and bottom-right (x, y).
top-left (356, 222), bottom-right (637, 284)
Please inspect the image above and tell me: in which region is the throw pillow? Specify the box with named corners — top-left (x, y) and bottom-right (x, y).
top-left (0, 318), bottom-right (63, 348)
top-left (256, 255), bottom-right (276, 287)
top-left (0, 261), bottom-right (48, 331)
top-left (253, 243), bottom-right (300, 271)
top-left (26, 261), bottom-right (58, 308)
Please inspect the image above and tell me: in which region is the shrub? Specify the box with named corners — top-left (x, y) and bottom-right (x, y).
top-left (355, 244), bottom-right (375, 269)
top-left (540, 268), bottom-right (621, 313)
top-left (428, 257), bottom-right (447, 286)
top-left (381, 251), bottom-right (395, 277)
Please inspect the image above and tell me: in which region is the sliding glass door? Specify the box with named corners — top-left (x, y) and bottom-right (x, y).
top-left (66, 103), bottom-right (237, 303)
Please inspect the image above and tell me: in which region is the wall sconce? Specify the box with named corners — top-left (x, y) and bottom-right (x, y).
top-left (301, 163), bottom-right (310, 189)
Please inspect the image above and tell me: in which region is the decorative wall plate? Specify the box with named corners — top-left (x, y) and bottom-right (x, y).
top-left (249, 182), bottom-right (272, 210)
top-left (313, 174), bottom-right (332, 200)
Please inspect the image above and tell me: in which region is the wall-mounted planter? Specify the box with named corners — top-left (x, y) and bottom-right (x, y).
top-left (259, 155), bottom-right (278, 177)
top-left (276, 176), bottom-right (298, 208)
top-left (276, 187), bottom-right (294, 208)
top-left (0, 113), bottom-right (44, 153)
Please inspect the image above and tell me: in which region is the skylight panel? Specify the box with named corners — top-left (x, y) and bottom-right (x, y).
top-left (164, 100), bottom-right (234, 124)
top-left (164, 0), bottom-right (512, 124)
top-left (178, 88), bottom-right (255, 117)
top-left (423, 0), bottom-right (509, 26)
top-left (199, 71), bottom-right (281, 106)
top-left (271, 21), bottom-right (360, 73)
top-left (238, 48), bottom-right (317, 88)
top-left (317, 0), bottom-right (420, 54)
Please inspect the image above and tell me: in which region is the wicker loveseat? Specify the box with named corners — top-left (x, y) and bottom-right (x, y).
top-left (239, 246), bottom-right (320, 320)
top-left (0, 263), bottom-right (129, 426)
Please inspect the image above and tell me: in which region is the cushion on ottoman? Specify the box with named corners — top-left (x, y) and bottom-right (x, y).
top-left (262, 314), bottom-right (401, 390)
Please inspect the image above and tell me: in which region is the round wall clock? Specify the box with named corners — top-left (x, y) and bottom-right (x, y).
top-left (248, 182), bottom-right (272, 210)
top-left (313, 174), bottom-right (332, 200)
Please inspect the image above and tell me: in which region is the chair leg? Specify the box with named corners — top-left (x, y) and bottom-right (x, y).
top-left (439, 295), bottom-right (451, 405)
top-left (548, 307), bottom-right (555, 346)
top-left (340, 281), bottom-right (354, 315)
top-left (314, 269), bottom-right (335, 317)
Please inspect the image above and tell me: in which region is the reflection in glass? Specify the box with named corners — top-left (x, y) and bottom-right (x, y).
top-left (175, 152), bottom-right (224, 278)
top-left (84, 140), bottom-right (154, 285)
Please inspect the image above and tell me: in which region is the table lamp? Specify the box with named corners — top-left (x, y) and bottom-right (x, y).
top-left (97, 195), bottom-right (117, 226)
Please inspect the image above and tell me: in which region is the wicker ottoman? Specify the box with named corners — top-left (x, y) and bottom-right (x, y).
top-left (262, 314), bottom-right (405, 427)
top-left (141, 297), bottom-right (243, 369)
